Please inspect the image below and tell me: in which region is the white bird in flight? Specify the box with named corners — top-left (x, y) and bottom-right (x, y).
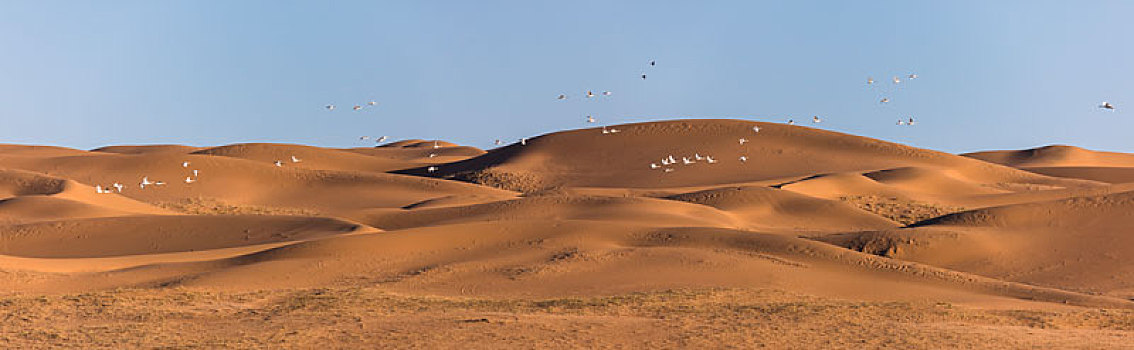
top-left (650, 163), bottom-right (660, 169)
top-left (494, 139), bottom-right (502, 146)
top-left (897, 119), bottom-right (906, 125)
top-left (682, 157), bottom-right (695, 165)
top-left (586, 91), bottom-right (594, 98)
top-left (557, 94), bottom-right (567, 100)
top-left (867, 77), bottom-right (874, 85)
top-left (602, 91), bottom-right (612, 96)
top-left (360, 136), bottom-right (370, 141)
top-left (787, 119), bottom-right (795, 125)
top-left (1100, 102), bottom-right (1115, 110)
top-left (908, 74), bottom-right (918, 79)
top-left (377, 136), bottom-right (388, 143)
top-left (752, 126), bottom-right (761, 133)
top-left (140, 177), bottom-right (163, 189)
top-left (185, 177), bottom-right (196, 184)
top-left (433, 141), bottom-right (440, 149)
top-left (192, 170), bottom-right (199, 177)
top-left (291, 155), bottom-right (302, 163)
top-left (705, 156), bottom-right (718, 164)
top-left (520, 138), bottom-right (528, 145)
top-left (880, 98), bottom-right (890, 104)
top-left (663, 168), bottom-right (674, 173)
top-left (112, 183), bottom-right (124, 193)
top-left (429, 153), bottom-right (437, 158)
top-left (641, 74), bottom-right (647, 80)
top-left (908, 118), bottom-right (916, 126)
top-left (353, 105), bottom-right (362, 111)
top-left (95, 185), bottom-right (110, 194)
top-left (326, 105), bottom-right (335, 111)
top-left (812, 116), bottom-right (822, 123)
top-left (368, 101), bottom-right (377, 106)
top-left (274, 160), bottom-right (283, 167)
top-left (739, 156), bottom-right (748, 162)
top-left (739, 138), bottom-right (748, 145)
top-left (427, 166), bottom-right (438, 173)
top-left (694, 153), bottom-right (704, 161)
top-left (182, 161), bottom-right (190, 168)
top-left (587, 116), bottom-right (595, 123)
top-left (892, 76), bottom-right (901, 84)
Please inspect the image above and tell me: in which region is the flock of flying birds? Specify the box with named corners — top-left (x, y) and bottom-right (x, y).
top-left (868, 73), bottom-right (921, 126)
top-left (558, 60), bottom-right (656, 127)
top-left (645, 125), bottom-right (763, 173)
top-left (326, 100), bottom-right (378, 112)
top-left (92, 156), bottom-right (308, 194)
top-left (92, 161), bottom-right (197, 194)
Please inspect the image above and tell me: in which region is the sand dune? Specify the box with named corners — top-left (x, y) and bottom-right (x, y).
top-left (0, 169), bottom-right (173, 220)
top-left (964, 145), bottom-right (1134, 168)
top-left (404, 120), bottom-right (1100, 192)
top-left (964, 145), bottom-right (1134, 185)
top-left (0, 215), bottom-right (372, 258)
top-left (346, 195), bottom-right (745, 231)
top-left (1020, 166), bottom-right (1134, 184)
top-left (822, 190), bottom-right (1134, 299)
top-left (2, 119), bottom-right (1134, 347)
top-left (664, 186), bottom-right (899, 230)
top-left (91, 144), bottom-right (203, 155)
top-left (0, 147), bottom-right (515, 214)
top-left (39, 220), bottom-right (1125, 309)
top-left (193, 142), bottom-right (481, 173)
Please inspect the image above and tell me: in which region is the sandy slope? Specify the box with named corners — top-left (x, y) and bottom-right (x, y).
top-left (193, 142), bottom-right (481, 173)
top-left (964, 145), bottom-right (1134, 184)
top-left (821, 190), bottom-right (1134, 299)
top-left (964, 145), bottom-right (1134, 168)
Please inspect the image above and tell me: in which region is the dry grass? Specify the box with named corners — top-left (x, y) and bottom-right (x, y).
top-left (154, 197), bottom-right (319, 216)
top-left (0, 287), bottom-right (1131, 349)
top-left (452, 169), bottom-right (551, 193)
top-left (840, 195), bottom-right (966, 225)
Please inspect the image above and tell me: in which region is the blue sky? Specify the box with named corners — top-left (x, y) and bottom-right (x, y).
top-left (1, 1), bottom-right (1131, 153)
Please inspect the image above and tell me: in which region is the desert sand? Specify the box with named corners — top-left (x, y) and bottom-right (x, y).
top-left (1, 119), bottom-right (1132, 348)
